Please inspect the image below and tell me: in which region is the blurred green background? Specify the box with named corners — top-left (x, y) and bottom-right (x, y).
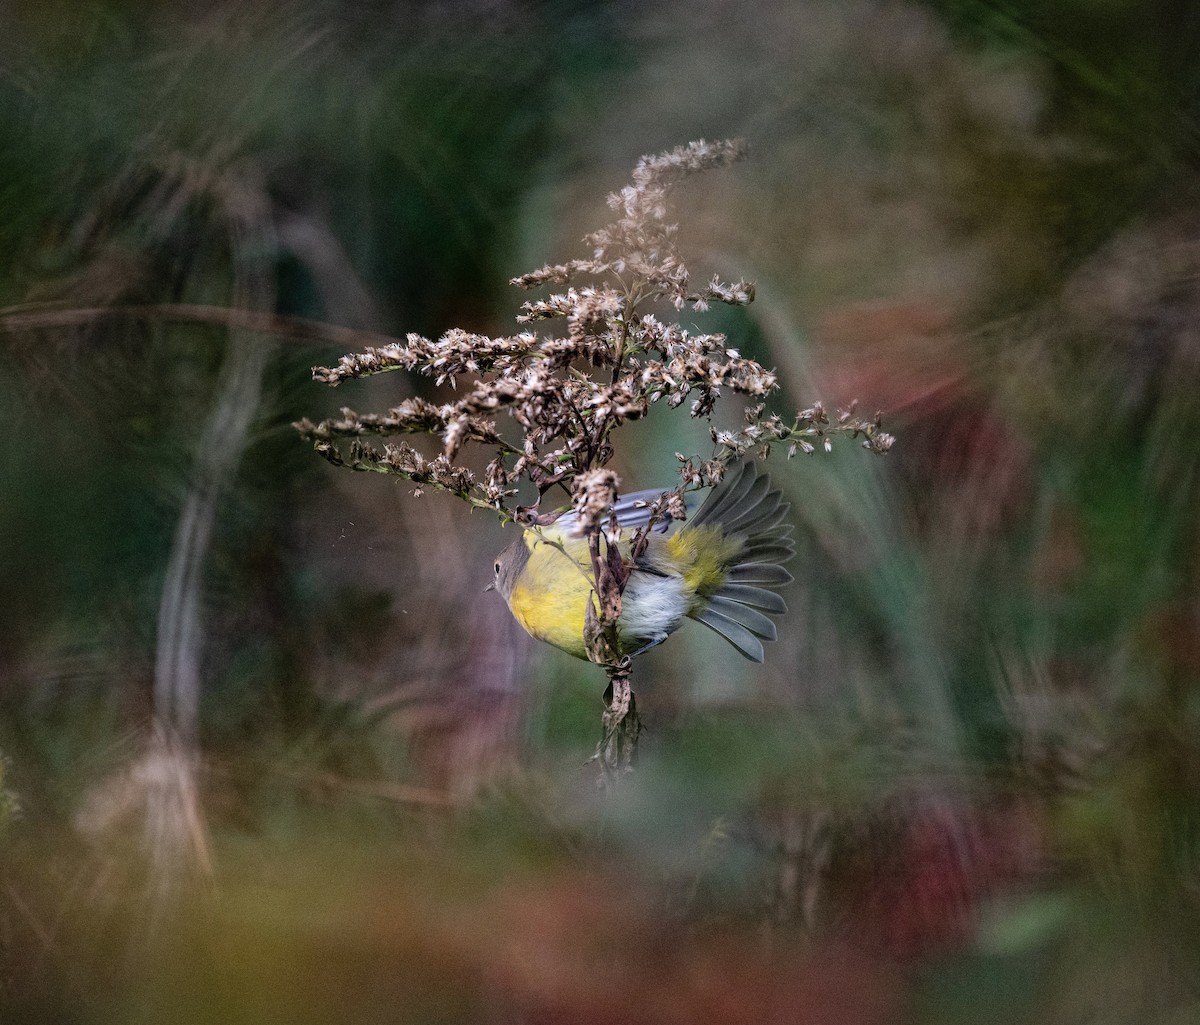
top-left (3, 1), bottom-right (1200, 1022)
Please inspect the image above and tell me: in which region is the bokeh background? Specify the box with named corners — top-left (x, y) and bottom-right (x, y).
top-left (4, 1), bottom-right (1200, 1022)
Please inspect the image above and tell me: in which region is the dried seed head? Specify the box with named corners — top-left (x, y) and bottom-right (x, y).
top-left (571, 468), bottom-right (620, 537)
top-left (299, 137), bottom-right (891, 556)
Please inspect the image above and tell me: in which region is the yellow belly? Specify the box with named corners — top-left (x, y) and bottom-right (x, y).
top-left (507, 539), bottom-right (593, 659)
top-left (507, 536), bottom-right (691, 660)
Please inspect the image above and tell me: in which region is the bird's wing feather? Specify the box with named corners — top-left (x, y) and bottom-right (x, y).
top-left (551, 487), bottom-right (699, 537)
top-left (691, 607), bottom-right (766, 662)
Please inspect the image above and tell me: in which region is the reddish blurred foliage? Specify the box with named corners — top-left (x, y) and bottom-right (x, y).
top-left (1139, 602), bottom-right (1200, 681)
top-left (840, 798), bottom-right (1049, 960)
top-left (816, 302), bottom-right (963, 419)
top-left (1029, 504), bottom-right (1087, 596)
top-left (815, 300), bottom-right (1032, 539)
top-left (1136, 527), bottom-right (1200, 682)
top-left (455, 873), bottom-right (908, 1025)
top-left (185, 864), bottom-right (910, 1025)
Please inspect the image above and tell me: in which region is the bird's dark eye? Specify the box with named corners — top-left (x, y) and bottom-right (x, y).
top-left (494, 561), bottom-right (501, 575)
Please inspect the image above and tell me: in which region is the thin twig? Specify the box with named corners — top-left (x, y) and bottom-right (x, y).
top-left (0, 302), bottom-right (402, 350)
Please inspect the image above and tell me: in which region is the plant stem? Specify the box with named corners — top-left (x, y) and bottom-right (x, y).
top-left (584, 528), bottom-right (640, 784)
top-left (595, 658), bottom-right (640, 785)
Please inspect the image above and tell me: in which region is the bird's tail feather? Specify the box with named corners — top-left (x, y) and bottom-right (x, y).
top-left (686, 462), bottom-right (795, 662)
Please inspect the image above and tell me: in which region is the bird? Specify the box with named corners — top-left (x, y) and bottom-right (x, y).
top-left (489, 462), bottom-right (794, 663)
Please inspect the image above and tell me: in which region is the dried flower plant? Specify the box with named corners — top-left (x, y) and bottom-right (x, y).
top-left (295, 139), bottom-right (893, 779)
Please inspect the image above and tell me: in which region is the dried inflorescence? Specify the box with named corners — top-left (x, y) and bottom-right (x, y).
top-left (296, 139), bottom-right (892, 698)
top-left (296, 139), bottom-right (890, 532)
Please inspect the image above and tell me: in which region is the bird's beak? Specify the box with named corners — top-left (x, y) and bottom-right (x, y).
top-left (483, 582), bottom-right (496, 593)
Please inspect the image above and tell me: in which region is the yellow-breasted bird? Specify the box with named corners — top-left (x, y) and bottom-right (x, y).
top-left (490, 462), bottom-right (794, 662)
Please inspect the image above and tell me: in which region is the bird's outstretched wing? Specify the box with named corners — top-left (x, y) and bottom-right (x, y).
top-left (680, 461), bottom-right (795, 663)
top-left (551, 487), bottom-right (700, 538)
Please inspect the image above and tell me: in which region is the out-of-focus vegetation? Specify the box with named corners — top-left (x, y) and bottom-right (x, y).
top-left (3, 1), bottom-right (1200, 1022)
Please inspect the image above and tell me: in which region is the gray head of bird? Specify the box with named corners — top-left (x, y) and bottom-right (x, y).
top-left (488, 537), bottom-right (530, 601)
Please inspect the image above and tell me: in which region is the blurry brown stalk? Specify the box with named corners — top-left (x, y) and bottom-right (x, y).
top-left (0, 302), bottom-right (399, 351)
